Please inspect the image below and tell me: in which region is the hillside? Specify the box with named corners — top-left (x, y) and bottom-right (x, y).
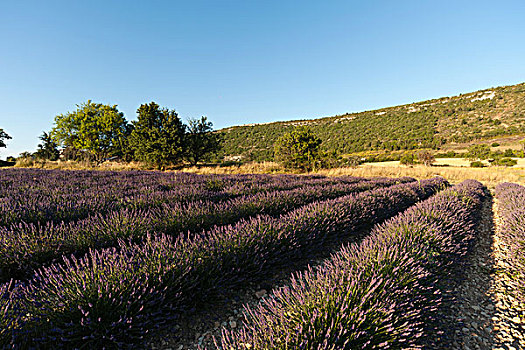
top-left (217, 82), bottom-right (525, 161)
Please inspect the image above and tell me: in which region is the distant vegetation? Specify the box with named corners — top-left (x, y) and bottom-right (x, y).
top-left (185, 116), bottom-right (222, 166)
top-left (399, 150), bottom-right (435, 166)
top-left (217, 82), bottom-right (525, 162)
top-left (5, 81), bottom-right (525, 170)
top-left (11, 101), bottom-right (221, 169)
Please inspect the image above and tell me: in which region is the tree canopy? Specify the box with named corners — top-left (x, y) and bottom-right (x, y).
top-left (35, 132), bottom-right (60, 161)
top-left (129, 102), bottom-right (186, 169)
top-left (185, 116), bottom-right (221, 165)
top-left (274, 127), bottom-right (322, 171)
top-left (0, 128), bottom-right (11, 148)
top-left (50, 101), bottom-right (130, 162)
top-left (24, 101), bottom-right (222, 168)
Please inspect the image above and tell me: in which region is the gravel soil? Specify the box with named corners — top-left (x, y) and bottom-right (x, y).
top-left (442, 193), bottom-right (524, 350)
top-left (149, 191), bottom-right (525, 350)
top-left (490, 196), bottom-right (525, 349)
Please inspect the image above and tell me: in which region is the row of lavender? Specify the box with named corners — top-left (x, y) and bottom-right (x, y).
top-left (495, 183), bottom-right (525, 300)
top-left (0, 176), bottom-right (412, 281)
top-left (0, 177), bottom-right (447, 348)
top-left (0, 168), bottom-right (368, 227)
top-left (220, 180), bottom-right (486, 349)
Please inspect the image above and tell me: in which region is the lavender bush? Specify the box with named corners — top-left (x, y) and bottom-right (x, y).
top-left (219, 180), bottom-right (485, 349)
top-left (0, 168), bottom-right (367, 227)
top-left (0, 178), bottom-right (446, 348)
top-left (0, 176), bottom-right (411, 281)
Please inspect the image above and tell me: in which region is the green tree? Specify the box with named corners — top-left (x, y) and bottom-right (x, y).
top-left (35, 132), bottom-right (60, 161)
top-left (185, 116), bottom-right (221, 165)
top-left (50, 101), bottom-right (130, 163)
top-left (129, 102), bottom-right (186, 169)
top-left (0, 128), bottom-right (11, 148)
top-left (274, 127), bottom-right (322, 171)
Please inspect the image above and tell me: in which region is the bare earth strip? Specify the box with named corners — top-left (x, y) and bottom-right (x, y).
top-left (490, 197), bottom-right (525, 349)
top-left (449, 194), bottom-right (524, 350)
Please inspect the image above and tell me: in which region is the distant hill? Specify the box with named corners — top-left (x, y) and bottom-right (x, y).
top-left (216, 82), bottom-right (525, 162)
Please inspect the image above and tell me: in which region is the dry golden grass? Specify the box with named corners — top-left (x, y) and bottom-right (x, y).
top-left (180, 162), bottom-right (525, 188)
top-left (181, 161), bottom-right (287, 174)
top-left (317, 164), bottom-right (525, 188)
top-left (363, 157), bottom-right (525, 168)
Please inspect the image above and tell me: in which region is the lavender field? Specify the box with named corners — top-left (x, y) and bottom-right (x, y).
top-left (0, 169), bottom-right (523, 349)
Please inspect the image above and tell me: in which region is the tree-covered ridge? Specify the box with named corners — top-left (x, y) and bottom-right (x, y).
top-left (217, 82), bottom-right (525, 161)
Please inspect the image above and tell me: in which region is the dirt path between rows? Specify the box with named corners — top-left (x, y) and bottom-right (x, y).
top-left (490, 196), bottom-right (525, 349)
top-left (447, 193), bottom-right (524, 350)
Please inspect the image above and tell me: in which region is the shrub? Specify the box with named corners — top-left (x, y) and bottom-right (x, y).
top-left (470, 161), bottom-right (485, 168)
top-left (467, 144), bottom-right (491, 160)
top-left (344, 155), bottom-right (363, 168)
top-left (400, 153), bottom-right (416, 165)
top-left (417, 150), bottom-right (435, 166)
top-left (492, 157), bottom-right (517, 167)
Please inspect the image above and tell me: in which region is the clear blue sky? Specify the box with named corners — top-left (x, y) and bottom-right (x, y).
top-left (1, 0), bottom-right (525, 158)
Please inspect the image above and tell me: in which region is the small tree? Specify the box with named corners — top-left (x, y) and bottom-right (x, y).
top-left (0, 128), bottom-right (11, 148)
top-left (129, 102), bottom-right (186, 170)
top-left (417, 150), bottom-right (435, 166)
top-left (35, 132), bottom-right (60, 161)
top-left (274, 127), bottom-right (322, 171)
top-left (185, 116), bottom-right (221, 165)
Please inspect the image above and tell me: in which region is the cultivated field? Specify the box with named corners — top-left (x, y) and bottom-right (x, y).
top-left (0, 168), bottom-right (523, 349)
